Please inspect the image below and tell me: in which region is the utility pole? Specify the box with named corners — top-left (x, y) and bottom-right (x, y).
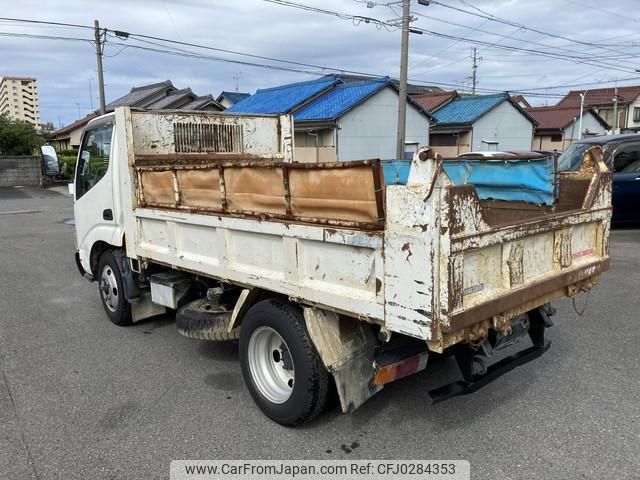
top-left (395, 0), bottom-right (411, 160)
top-left (470, 47), bottom-right (481, 95)
top-left (94, 19), bottom-right (106, 114)
top-left (612, 83), bottom-right (619, 133)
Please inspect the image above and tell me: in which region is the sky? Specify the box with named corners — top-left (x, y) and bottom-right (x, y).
top-left (1, 0), bottom-right (640, 127)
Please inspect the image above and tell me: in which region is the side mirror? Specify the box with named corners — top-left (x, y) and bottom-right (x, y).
top-left (68, 183), bottom-right (75, 197)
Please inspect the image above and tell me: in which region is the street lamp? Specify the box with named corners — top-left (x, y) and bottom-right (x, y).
top-left (578, 90), bottom-right (588, 141)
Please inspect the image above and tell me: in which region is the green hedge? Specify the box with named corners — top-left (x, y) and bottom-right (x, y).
top-left (58, 152), bottom-right (78, 179)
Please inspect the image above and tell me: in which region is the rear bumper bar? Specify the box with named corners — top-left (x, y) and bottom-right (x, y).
top-left (429, 338), bottom-right (551, 403)
top-left (430, 306), bottom-right (553, 402)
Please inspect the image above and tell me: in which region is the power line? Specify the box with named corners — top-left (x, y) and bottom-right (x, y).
top-left (560, 0), bottom-right (640, 24)
top-left (261, 0), bottom-right (398, 31)
top-left (0, 14), bottom-right (635, 101)
top-left (428, 0), bottom-right (631, 55)
top-left (0, 31), bottom-right (92, 43)
top-left (108, 38), bottom-right (567, 98)
top-left (0, 16), bottom-right (93, 30)
top-left (259, 0), bottom-right (640, 74)
top-left (412, 11), bottom-right (636, 62)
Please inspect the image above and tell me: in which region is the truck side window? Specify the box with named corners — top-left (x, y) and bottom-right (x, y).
top-left (75, 122), bottom-right (113, 200)
top-left (613, 144), bottom-right (640, 172)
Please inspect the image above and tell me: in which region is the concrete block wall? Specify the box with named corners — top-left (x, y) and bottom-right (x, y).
top-left (0, 156), bottom-right (42, 187)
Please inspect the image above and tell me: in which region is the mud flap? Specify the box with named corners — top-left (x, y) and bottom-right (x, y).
top-left (131, 291), bottom-right (166, 323)
top-left (303, 308), bottom-right (381, 413)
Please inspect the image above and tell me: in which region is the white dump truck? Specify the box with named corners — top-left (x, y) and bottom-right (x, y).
top-left (72, 107), bottom-right (611, 425)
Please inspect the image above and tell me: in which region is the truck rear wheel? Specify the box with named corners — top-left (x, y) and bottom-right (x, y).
top-left (239, 299), bottom-right (328, 426)
top-left (98, 251), bottom-right (132, 326)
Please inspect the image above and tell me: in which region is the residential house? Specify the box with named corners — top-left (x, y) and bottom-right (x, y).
top-left (335, 74), bottom-right (443, 95)
top-left (228, 76), bottom-right (433, 162)
top-left (556, 86), bottom-right (640, 133)
top-left (51, 80), bottom-right (222, 150)
top-left (428, 93), bottom-right (536, 157)
top-left (50, 114), bottom-right (98, 151)
top-left (412, 91), bottom-right (458, 114)
top-left (527, 105), bottom-right (608, 151)
top-left (511, 95), bottom-right (531, 109)
top-left (216, 91), bottom-right (250, 108)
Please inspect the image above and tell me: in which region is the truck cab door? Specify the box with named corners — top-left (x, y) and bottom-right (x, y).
top-left (73, 116), bottom-right (116, 275)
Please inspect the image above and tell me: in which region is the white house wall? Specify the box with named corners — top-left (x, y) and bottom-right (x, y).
top-left (564, 112), bottom-right (607, 140)
top-left (337, 88), bottom-right (429, 161)
top-left (471, 100), bottom-right (533, 151)
top-left (626, 97), bottom-right (640, 130)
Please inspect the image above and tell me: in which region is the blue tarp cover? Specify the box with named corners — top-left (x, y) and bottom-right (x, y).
top-left (442, 156), bottom-right (556, 205)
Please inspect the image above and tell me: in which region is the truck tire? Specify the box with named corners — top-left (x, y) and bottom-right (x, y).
top-left (176, 298), bottom-right (239, 341)
top-left (239, 299), bottom-right (328, 426)
top-left (97, 251), bottom-right (132, 326)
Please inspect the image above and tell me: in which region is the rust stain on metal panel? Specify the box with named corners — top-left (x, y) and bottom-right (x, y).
top-left (444, 258), bottom-right (608, 333)
top-left (401, 242), bottom-right (413, 262)
top-left (176, 168), bottom-right (222, 209)
top-left (447, 255), bottom-right (463, 312)
top-left (446, 185), bottom-right (489, 236)
top-left (289, 165), bottom-right (380, 223)
top-left (173, 122), bottom-right (243, 153)
top-left (135, 158), bottom-right (386, 230)
top-left (136, 153), bottom-right (262, 165)
top-left (508, 241), bottom-right (525, 286)
top-left (140, 170), bottom-right (175, 206)
top-left (553, 229), bottom-right (572, 268)
top-left (225, 166), bottom-right (286, 215)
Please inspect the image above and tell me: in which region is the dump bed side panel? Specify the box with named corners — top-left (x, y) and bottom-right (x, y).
top-left (116, 108), bottom-right (385, 322)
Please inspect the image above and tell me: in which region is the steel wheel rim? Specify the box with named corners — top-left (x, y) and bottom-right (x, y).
top-left (100, 264), bottom-right (119, 313)
top-left (247, 326), bottom-right (295, 404)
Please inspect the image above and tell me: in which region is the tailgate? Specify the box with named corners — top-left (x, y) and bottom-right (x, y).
top-left (434, 147), bottom-right (611, 350)
top-left (447, 219), bottom-right (609, 335)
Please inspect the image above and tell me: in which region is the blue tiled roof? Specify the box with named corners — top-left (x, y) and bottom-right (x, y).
top-left (219, 91), bottom-right (250, 104)
top-left (433, 93), bottom-right (508, 125)
top-left (294, 78), bottom-right (390, 122)
top-left (226, 76), bottom-right (339, 114)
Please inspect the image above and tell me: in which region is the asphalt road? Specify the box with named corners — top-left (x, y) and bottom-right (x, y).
top-left (1, 186), bottom-right (638, 480)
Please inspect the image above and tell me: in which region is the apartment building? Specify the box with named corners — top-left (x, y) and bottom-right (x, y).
top-left (0, 76), bottom-right (41, 127)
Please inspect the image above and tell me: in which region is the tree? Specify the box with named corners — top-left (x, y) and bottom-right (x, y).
top-left (0, 114), bottom-right (43, 155)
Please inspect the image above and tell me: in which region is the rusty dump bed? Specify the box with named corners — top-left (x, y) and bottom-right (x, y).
top-left (419, 148), bottom-right (611, 352)
top-left (118, 108), bottom-right (611, 353)
top-left (136, 156), bottom-right (385, 229)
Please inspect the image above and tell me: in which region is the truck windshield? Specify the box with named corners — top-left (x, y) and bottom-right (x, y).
top-left (557, 142), bottom-right (597, 171)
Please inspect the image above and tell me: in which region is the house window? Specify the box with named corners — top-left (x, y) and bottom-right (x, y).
top-left (634, 107), bottom-right (640, 122)
top-left (550, 134), bottom-right (563, 142)
top-left (430, 133), bottom-right (458, 146)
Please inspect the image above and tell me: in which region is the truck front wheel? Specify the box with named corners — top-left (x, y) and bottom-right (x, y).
top-left (97, 251), bottom-right (132, 326)
top-left (239, 299), bottom-right (328, 426)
